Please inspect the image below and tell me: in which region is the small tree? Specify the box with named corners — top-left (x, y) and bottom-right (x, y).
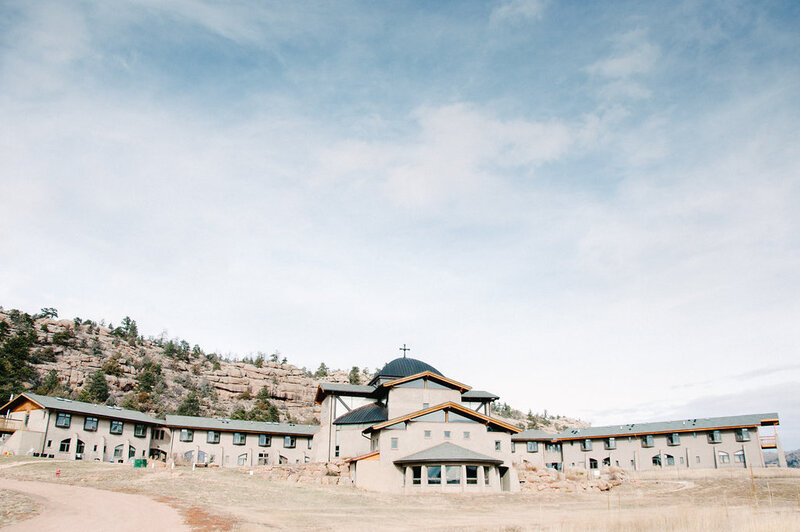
top-left (176, 392), bottom-right (201, 416)
top-left (39, 308), bottom-right (58, 319)
top-left (81, 371), bottom-right (109, 403)
top-left (254, 354), bottom-right (264, 368)
top-left (348, 366), bottom-right (361, 385)
top-left (315, 362), bottom-right (329, 378)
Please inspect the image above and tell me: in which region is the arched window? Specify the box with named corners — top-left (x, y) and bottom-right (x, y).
top-left (237, 453), bottom-right (248, 466)
top-left (113, 444), bottom-right (123, 459)
top-left (59, 438), bottom-right (71, 452)
top-left (718, 451), bottom-right (730, 464)
top-left (652, 455), bottom-right (662, 467)
top-left (665, 454), bottom-right (675, 466)
top-left (734, 451), bottom-right (746, 464)
top-left (128, 446), bottom-right (136, 459)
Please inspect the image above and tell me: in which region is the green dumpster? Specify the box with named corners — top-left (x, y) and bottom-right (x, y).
top-left (133, 458), bottom-right (147, 468)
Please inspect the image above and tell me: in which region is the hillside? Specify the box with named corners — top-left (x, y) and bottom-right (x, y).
top-left (0, 306), bottom-right (582, 431)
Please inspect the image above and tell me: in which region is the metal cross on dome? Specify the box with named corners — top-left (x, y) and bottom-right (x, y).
top-left (399, 344), bottom-right (410, 357)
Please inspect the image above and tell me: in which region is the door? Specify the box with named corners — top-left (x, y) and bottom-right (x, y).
top-left (499, 466), bottom-right (510, 491)
top-left (76, 439), bottom-right (85, 460)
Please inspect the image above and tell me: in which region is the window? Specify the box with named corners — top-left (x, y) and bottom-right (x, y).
top-left (605, 437), bottom-right (616, 450)
top-left (665, 454), bottom-right (675, 466)
top-left (152, 428), bottom-right (164, 440)
top-left (463, 432), bottom-right (470, 440)
top-left (641, 434), bottom-right (654, 448)
top-left (307, 438), bottom-right (312, 449)
top-left (736, 428), bottom-right (750, 442)
top-left (179, 429), bottom-right (194, 442)
top-left (59, 438), bottom-right (71, 452)
top-left (128, 446), bottom-right (136, 459)
top-left (114, 444), bottom-right (123, 458)
top-left (412, 466), bottom-right (422, 485)
top-left (512, 442), bottom-right (516, 453)
top-left (696, 456), bottom-right (701, 464)
top-left (484, 467), bottom-right (491, 485)
top-left (134, 424), bottom-right (146, 438)
top-left (257, 452), bottom-right (269, 465)
top-left (391, 437), bottom-right (398, 450)
top-left (446, 465), bottom-right (461, 485)
top-left (527, 441), bottom-right (538, 453)
top-left (259, 434), bottom-right (271, 447)
top-left (734, 451), bottom-right (746, 463)
top-left (283, 436), bottom-right (296, 448)
top-left (444, 431), bottom-right (451, 439)
top-left (424, 430), bottom-right (432, 439)
top-left (466, 465), bottom-right (478, 485)
top-left (652, 455), bottom-right (662, 467)
top-left (546, 443), bottom-right (561, 452)
top-left (237, 454), bottom-right (248, 466)
top-left (56, 412), bottom-right (71, 428)
top-left (667, 433), bottom-right (680, 446)
top-left (427, 465), bottom-right (441, 485)
top-left (84, 416), bottom-right (98, 431)
top-left (708, 430), bottom-right (722, 443)
top-left (581, 439), bottom-right (592, 451)
top-left (422, 403), bottom-right (429, 409)
top-left (495, 441), bottom-right (501, 451)
top-left (233, 432), bottom-right (246, 445)
top-left (719, 451), bottom-right (730, 464)
top-left (207, 431), bottom-right (220, 444)
top-left (680, 456), bottom-right (684, 464)
top-left (110, 420), bottom-right (123, 435)
top-left (589, 458), bottom-right (598, 469)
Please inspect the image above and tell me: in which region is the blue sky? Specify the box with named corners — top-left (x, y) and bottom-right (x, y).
top-left (2, 1), bottom-right (799, 448)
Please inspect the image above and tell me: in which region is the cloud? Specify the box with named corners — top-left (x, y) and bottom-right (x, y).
top-left (587, 29), bottom-right (660, 80)
top-left (316, 103), bottom-right (572, 207)
top-left (490, 0), bottom-right (546, 25)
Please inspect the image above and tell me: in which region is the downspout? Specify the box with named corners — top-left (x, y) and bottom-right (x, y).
top-left (40, 410), bottom-right (52, 456)
top-left (327, 397), bottom-right (333, 462)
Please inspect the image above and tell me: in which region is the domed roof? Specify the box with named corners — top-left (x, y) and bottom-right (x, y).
top-left (369, 357), bottom-right (442, 385)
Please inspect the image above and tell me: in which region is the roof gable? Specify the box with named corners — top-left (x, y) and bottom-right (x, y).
top-left (364, 402), bottom-right (521, 434)
top-left (394, 442), bottom-right (503, 465)
top-left (380, 371), bottom-right (471, 393)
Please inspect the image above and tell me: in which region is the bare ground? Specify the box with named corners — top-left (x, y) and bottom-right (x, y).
top-left (1, 457), bottom-right (799, 531)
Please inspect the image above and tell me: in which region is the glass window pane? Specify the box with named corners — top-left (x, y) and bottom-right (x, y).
top-left (427, 465), bottom-right (441, 484)
top-left (466, 465), bottom-right (478, 484)
top-left (446, 465), bottom-right (461, 485)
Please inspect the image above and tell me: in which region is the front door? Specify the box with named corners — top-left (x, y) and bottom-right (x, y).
top-left (76, 439), bottom-right (85, 460)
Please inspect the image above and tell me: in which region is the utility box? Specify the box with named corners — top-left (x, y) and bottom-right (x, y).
top-left (133, 458), bottom-right (147, 468)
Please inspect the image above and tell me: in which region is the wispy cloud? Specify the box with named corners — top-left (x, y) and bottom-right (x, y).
top-left (490, 0), bottom-right (546, 25)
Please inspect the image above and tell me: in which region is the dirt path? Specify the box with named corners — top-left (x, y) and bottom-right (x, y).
top-left (0, 478), bottom-right (189, 531)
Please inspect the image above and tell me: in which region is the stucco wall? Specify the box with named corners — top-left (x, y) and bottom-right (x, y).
top-left (169, 429), bottom-right (312, 467)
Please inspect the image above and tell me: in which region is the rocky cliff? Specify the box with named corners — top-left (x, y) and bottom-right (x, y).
top-left (0, 307), bottom-right (584, 432)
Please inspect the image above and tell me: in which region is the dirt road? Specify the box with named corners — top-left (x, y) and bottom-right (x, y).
top-left (0, 478), bottom-right (189, 531)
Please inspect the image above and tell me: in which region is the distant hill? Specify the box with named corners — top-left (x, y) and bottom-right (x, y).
top-left (764, 449), bottom-right (800, 468)
top-left (0, 306), bottom-right (583, 431)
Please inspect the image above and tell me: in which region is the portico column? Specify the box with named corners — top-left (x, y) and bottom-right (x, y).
top-left (478, 466), bottom-right (485, 492)
top-left (404, 466), bottom-right (413, 492)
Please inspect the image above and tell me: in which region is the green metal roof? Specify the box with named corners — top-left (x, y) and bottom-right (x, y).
top-left (165, 415), bottom-right (318, 436)
top-left (394, 442), bottom-right (503, 465)
top-left (461, 390), bottom-right (499, 401)
top-left (368, 357), bottom-right (443, 385)
top-left (8, 393), bottom-right (162, 425)
top-left (513, 412), bottom-right (780, 442)
top-left (333, 402), bottom-right (387, 425)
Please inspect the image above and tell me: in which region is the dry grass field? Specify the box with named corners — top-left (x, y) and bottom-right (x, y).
top-left (1, 457), bottom-right (799, 531)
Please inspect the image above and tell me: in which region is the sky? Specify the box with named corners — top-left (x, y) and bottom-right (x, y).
top-left (1, 1), bottom-right (799, 448)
